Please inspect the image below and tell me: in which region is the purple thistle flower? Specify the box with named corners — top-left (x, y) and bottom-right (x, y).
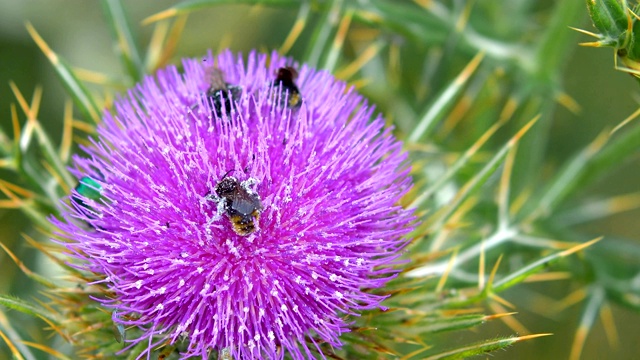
top-left (55, 50), bottom-right (414, 359)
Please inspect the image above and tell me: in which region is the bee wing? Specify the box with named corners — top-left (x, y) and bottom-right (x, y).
top-left (231, 193), bottom-right (261, 215)
top-left (205, 67), bottom-right (228, 91)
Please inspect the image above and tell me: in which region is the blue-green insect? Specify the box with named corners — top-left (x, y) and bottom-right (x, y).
top-left (112, 310), bottom-right (126, 344)
top-left (71, 176), bottom-right (103, 222)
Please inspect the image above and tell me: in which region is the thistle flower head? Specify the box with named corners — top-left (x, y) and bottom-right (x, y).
top-left (54, 50), bottom-right (414, 359)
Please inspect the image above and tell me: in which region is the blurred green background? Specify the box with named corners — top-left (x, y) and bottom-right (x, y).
top-left (1, 0), bottom-right (639, 359)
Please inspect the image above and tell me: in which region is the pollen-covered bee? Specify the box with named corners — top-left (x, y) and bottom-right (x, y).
top-left (271, 67), bottom-right (302, 109)
top-left (203, 67), bottom-right (243, 116)
top-left (207, 173), bottom-right (263, 236)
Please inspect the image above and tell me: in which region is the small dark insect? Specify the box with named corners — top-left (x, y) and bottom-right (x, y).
top-left (203, 67), bottom-right (243, 116)
top-left (271, 66), bottom-right (302, 109)
top-left (207, 173), bottom-right (263, 236)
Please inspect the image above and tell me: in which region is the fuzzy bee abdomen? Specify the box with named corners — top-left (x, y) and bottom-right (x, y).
top-left (229, 212), bottom-right (260, 236)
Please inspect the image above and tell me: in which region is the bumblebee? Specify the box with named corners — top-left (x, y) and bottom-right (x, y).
top-left (271, 66), bottom-right (302, 109)
top-left (203, 67), bottom-right (243, 116)
top-left (207, 174), bottom-right (263, 236)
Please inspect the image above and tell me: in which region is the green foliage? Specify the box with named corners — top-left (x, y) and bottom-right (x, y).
top-left (0, 295), bottom-right (61, 324)
top-left (26, 23), bottom-right (102, 125)
top-left (101, 0), bottom-right (145, 83)
top-left (586, 0), bottom-right (628, 44)
top-left (1, 0), bottom-right (640, 359)
top-left (581, 0), bottom-right (640, 78)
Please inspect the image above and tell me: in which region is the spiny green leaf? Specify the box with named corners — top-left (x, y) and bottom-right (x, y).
top-left (409, 115), bottom-right (505, 210)
top-left (0, 309), bottom-right (38, 360)
top-left (0, 242), bottom-right (58, 289)
top-left (33, 123), bottom-right (75, 190)
top-left (101, 0), bottom-right (144, 83)
top-left (408, 52), bottom-right (484, 143)
top-left (0, 126), bottom-right (11, 157)
top-left (5, 196), bottom-right (56, 232)
top-left (21, 341), bottom-right (73, 360)
top-left (418, 239), bottom-right (600, 309)
top-left (586, 0), bottom-right (628, 41)
top-left (424, 334), bottom-right (552, 360)
top-left (0, 295), bottom-right (61, 324)
top-left (424, 117), bottom-right (538, 235)
top-left (535, 0), bottom-right (585, 76)
top-left (575, 121), bottom-right (640, 193)
top-left (493, 238), bottom-right (601, 293)
top-left (26, 23), bottom-right (101, 124)
top-left (524, 131), bottom-right (608, 220)
top-left (570, 286), bottom-right (605, 360)
top-left (303, 0), bottom-right (344, 68)
top-left (143, 0), bottom-right (300, 24)
top-left (527, 119), bottom-right (640, 219)
top-left (351, 0), bottom-right (446, 44)
top-left (607, 288), bottom-right (640, 311)
top-left (278, 1), bottom-right (311, 55)
top-left (407, 314), bottom-right (494, 334)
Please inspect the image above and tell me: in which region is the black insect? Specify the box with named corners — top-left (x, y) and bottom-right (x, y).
top-left (203, 67), bottom-right (243, 116)
top-left (271, 67), bottom-right (302, 109)
top-left (207, 173), bottom-right (263, 236)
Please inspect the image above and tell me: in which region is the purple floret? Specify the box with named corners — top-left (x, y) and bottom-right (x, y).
top-left (54, 50), bottom-right (415, 359)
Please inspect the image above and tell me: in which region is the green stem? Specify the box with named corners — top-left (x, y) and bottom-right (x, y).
top-left (407, 226), bottom-right (517, 278)
top-left (303, 0), bottom-right (344, 68)
top-left (101, 0), bottom-right (144, 82)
